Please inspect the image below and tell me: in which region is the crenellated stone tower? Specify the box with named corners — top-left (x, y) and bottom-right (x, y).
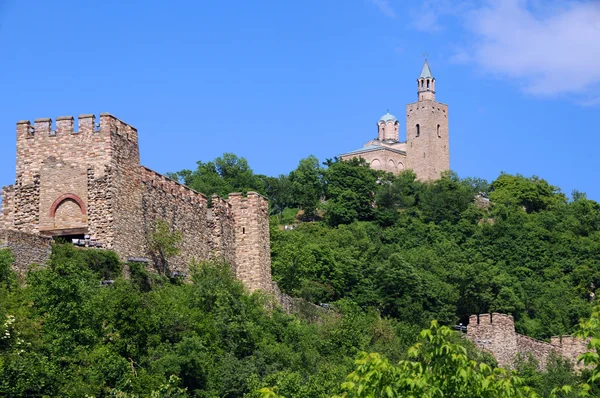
top-left (406, 60), bottom-right (449, 180)
top-left (0, 113), bottom-right (273, 293)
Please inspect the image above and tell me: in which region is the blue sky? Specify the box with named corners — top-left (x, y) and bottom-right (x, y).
top-left (1, 0), bottom-right (599, 200)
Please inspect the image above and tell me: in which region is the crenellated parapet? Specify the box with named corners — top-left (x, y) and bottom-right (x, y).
top-left (99, 113), bottom-right (138, 144)
top-left (17, 113), bottom-right (137, 142)
top-left (4, 112), bottom-right (275, 295)
top-left (140, 166), bottom-right (207, 207)
top-left (15, 113), bottom-right (137, 184)
top-left (467, 313), bottom-right (589, 370)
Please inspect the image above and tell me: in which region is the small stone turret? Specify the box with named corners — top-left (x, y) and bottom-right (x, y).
top-left (467, 313), bottom-right (589, 370)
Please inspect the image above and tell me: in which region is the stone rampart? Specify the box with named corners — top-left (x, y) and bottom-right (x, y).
top-left (139, 167), bottom-right (211, 273)
top-left (0, 185), bottom-right (15, 230)
top-left (209, 195), bottom-right (236, 266)
top-left (467, 313), bottom-right (588, 370)
top-left (1, 112), bottom-right (275, 294)
top-left (0, 229), bottom-right (52, 273)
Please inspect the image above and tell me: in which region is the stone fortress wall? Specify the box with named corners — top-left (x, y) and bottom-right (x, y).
top-left (467, 313), bottom-right (588, 370)
top-left (0, 229), bottom-right (51, 273)
top-left (0, 113), bottom-right (273, 293)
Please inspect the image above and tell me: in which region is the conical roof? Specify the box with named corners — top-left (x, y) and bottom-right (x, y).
top-left (419, 60), bottom-right (433, 79)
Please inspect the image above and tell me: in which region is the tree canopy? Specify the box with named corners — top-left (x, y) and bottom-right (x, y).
top-left (2, 152), bottom-right (600, 397)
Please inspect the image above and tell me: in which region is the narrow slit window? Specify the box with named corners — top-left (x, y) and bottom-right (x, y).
top-left (416, 124), bottom-right (420, 137)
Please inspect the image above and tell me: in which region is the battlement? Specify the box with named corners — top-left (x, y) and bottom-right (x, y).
top-left (227, 191), bottom-right (269, 207)
top-left (470, 312), bottom-right (515, 328)
top-left (467, 313), bottom-right (588, 370)
top-left (140, 166), bottom-right (207, 207)
top-left (6, 111), bottom-right (274, 296)
top-left (17, 113), bottom-right (138, 143)
top-left (550, 335), bottom-right (583, 346)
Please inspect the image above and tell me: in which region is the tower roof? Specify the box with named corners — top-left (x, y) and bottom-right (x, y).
top-left (379, 111), bottom-right (397, 123)
top-left (419, 60), bottom-right (433, 79)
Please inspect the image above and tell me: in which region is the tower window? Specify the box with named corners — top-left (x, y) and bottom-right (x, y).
top-left (427, 79), bottom-right (430, 89)
top-left (437, 124), bottom-right (441, 137)
top-left (416, 124), bottom-right (420, 137)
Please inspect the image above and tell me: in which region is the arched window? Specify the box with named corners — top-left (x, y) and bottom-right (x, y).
top-left (437, 124), bottom-right (441, 137)
top-left (420, 80), bottom-right (424, 88)
top-left (427, 79), bottom-right (430, 89)
top-left (416, 124), bottom-right (420, 137)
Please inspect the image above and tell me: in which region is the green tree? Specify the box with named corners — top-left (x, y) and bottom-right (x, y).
top-left (490, 173), bottom-right (567, 213)
top-left (417, 171), bottom-right (474, 224)
top-left (148, 220), bottom-right (182, 276)
top-left (323, 157), bottom-right (379, 226)
top-left (336, 321), bottom-right (537, 398)
top-left (172, 153), bottom-right (264, 200)
top-left (289, 155), bottom-right (323, 220)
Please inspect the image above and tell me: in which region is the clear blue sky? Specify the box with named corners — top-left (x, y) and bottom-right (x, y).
top-left (1, 0), bottom-right (599, 200)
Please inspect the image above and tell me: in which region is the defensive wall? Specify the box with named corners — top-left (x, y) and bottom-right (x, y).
top-left (467, 313), bottom-right (588, 370)
top-left (0, 229), bottom-right (51, 273)
top-left (0, 113), bottom-right (273, 293)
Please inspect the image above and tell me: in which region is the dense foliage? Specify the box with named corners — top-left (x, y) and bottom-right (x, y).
top-left (0, 245), bottom-right (422, 397)
top-left (2, 152), bottom-right (600, 396)
top-left (265, 159), bottom-right (600, 339)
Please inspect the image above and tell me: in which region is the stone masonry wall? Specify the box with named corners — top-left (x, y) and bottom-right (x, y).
top-left (38, 156), bottom-right (88, 233)
top-left (87, 166), bottom-right (112, 247)
top-left (140, 167), bottom-right (211, 273)
top-left (12, 174), bottom-right (40, 234)
top-left (0, 229), bottom-right (51, 273)
top-left (405, 100), bottom-right (449, 181)
top-left (467, 313), bottom-right (518, 368)
top-left (516, 334), bottom-right (556, 367)
top-left (104, 114), bottom-right (144, 257)
top-left (551, 335), bottom-right (589, 369)
top-left (10, 114), bottom-right (115, 239)
top-left (467, 313), bottom-right (589, 370)
top-left (0, 185), bottom-right (15, 230)
top-left (2, 112), bottom-right (275, 295)
top-left (209, 195), bottom-right (236, 266)
top-left (15, 115), bottom-right (112, 185)
top-left (228, 193), bottom-right (273, 292)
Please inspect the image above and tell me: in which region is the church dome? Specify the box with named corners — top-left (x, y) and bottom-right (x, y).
top-left (379, 112), bottom-right (397, 123)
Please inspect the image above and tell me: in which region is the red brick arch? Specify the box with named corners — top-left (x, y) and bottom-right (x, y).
top-left (49, 193), bottom-right (86, 217)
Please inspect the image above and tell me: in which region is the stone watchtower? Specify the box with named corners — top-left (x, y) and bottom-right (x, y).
top-left (406, 60), bottom-right (449, 180)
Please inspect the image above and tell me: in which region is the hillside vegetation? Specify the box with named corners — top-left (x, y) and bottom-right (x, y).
top-left (1, 153), bottom-right (600, 396)
top-left (174, 153), bottom-right (600, 339)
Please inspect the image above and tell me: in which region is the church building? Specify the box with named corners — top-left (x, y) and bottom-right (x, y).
top-left (339, 60), bottom-right (449, 180)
